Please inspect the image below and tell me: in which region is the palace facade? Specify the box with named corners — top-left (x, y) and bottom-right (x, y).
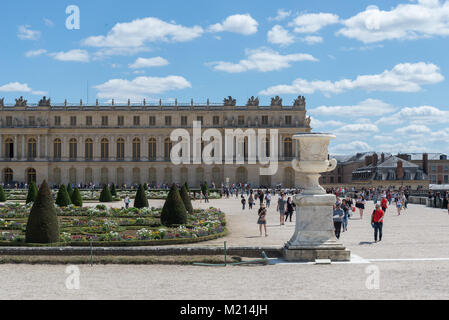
top-left (0, 96), bottom-right (310, 187)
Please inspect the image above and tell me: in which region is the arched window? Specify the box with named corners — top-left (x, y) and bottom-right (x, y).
top-left (116, 138), bottom-right (125, 161)
top-left (85, 138), bottom-right (93, 160)
top-left (284, 137), bottom-right (293, 158)
top-left (148, 138), bottom-right (156, 161)
top-left (26, 168), bottom-right (36, 184)
top-left (53, 139), bottom-right (62, 160)
top-left (27, 138), bottom-right (37, 160)
top-left (69, 138), bottom-right (77, 160)
top-left (5, 138), bottom-right (14, 159)
top-left (132, 138), bottom-right (141, 161)
top-left (236, 167), bottom-right (248, 183)
top-left (164, 138), bottom-right (172, 161)
top-left (3, 168), bottom-right (13, 184)
top-left (101, 138), bottom-right (109, 160)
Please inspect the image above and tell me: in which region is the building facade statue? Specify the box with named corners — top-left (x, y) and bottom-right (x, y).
top-left (15, 97), bottom-right (27, 107)
top-left (294, 96), bottom-right (306, 108)
top-left (223, 96), bottom-right (236, 106)
top-left (246, 96), bottom-right (259, 106)
top-left (271, 96), bottom-right (282, 107)
top-left (38, 96), bottom-right (51, 107)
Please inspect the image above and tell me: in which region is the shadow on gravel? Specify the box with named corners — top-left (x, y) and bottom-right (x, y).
top-left (359, 241), bottom-right (375, 245)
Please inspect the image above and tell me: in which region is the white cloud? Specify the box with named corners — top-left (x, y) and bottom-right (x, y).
top-left (268, 9), bottom-right (292, 22)
top-left (310, 98), bottom-right (396, 117)
top-left (332, 141), bottom-right (372, 153)
top-left (25, 49), bottom-right (47, 57)
top-left (310, 117), bottom-right (343, 129)
top-left (289, 13), bottom-right (339, 33)
top-left (50, 49), bottom-right (90, 62)
top-left (267, 25), bottom-right (295, 46)
top-left (129, 57), bottom-right (169, 69)
top-left (83, 17), bottom-right (203, 48)
top-left (336, 123), bottom-right (379, 134)
top-left (0, 82), bottom-right (45, 95)
top-left (302, 35), bottom-right (323, 44)
top-left (394, 124), bottom-right (432, 135)
top-left (377, 105), bottom-right (449, 125)
top-left (17, 25), bottom-right (41, 40)
top-left (93, 47), bottom-right (152, 59)
top-left (94, 76), bottom-right (192, 100)
top-left (43, 18), bottom-right (54, 27)
top-left (209, 47), bottom-right (317, 73)
top-left (209, 14), bottom-right (258, 35)
top-left (337, 1), bottom-right (449, 43)
top-left (260, 62), bottom-right (444, 95)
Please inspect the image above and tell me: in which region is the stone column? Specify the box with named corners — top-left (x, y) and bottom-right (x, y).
top-left (0, 133), bottom-right (2, 160)
top-left (157, 136), bottom-right (163, 161)
top-left (22, 135), bottom-right (26, 160)
top-left (283, 133), bottom-right (350, 262)
top-left (125, 136), bottom-right (131, 161)
top-left (45, 135), bottom-right (48, 160)
top-left (37, 135), bottom-right (41, 160)
top-left (13, 135), bottom-right (18, 161)
top-left (142, 135), bottom-right (148, 161)
top-left (110, 136), bottom-right (116, 161)
top-left (279, 134), bottom-right (283, 161)
top-left (62, 136), bottom-right (68, 161)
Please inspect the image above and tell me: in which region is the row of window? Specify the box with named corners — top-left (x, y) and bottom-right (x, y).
top-left (3, 115), bottom-right (295, 127)
top-left (2, 137), bottom-right (296, 160)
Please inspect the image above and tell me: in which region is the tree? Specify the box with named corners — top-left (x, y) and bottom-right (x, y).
top-left (99, 185), bottom-right (113, 202)
top-left (25, 180), bottom-right (60, 243)
top-left (0, 186), bottom-right (6, 202)
top-left (143, 183), bottom-right (148, 191)
top-left (26, 182), bottom-right (39, 204)
top-left (66, 184), bottom-right (74, 198)
top-left (184, 181), bottom-right (190, 193)
top-left (110, 184), bottom-right (117, 197)
top-left (180, 184), bottom-right (193, 214)
top-left (161, 184), bottom-right (187, 226)
top-left (134, 184), bottom-right (149, 208)
top-left (71, 188), bottom-right (83, 207)
top-left (55, 185), bottom-right (72, 207)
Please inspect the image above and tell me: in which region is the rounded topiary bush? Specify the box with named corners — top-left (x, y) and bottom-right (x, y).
top-left (26, 181), bottom-right (38, 204)
top-left (71, 188), bottom-right (83, 207)
top-left (161, 184), bottom-right (187, 227)
top-left (134, 184), bottom-right (149, 208)
top-left (0, 186), bottom-right (6, 202)
top-left (99, 185), bottom-right (113, 202)
top-left (55, 185), bottom-right (72, 207)
top-left (25, 180), bottom-right (60, 244)
top-left (180, 184), bottom-right (193, 214)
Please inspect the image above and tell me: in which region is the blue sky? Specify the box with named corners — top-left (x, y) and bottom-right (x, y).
top-left (1, 0), bottom-right (449, 155)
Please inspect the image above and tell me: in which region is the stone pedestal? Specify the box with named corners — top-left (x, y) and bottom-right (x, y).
top-left (283, 133), bottom-right (350, 262)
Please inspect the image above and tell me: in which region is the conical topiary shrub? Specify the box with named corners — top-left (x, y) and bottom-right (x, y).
top-left (0, 186), bottom-right (6, 202)
top-left (143, 183), bottom-right (148, 191)
top-left (26, 182), bottom-right (38, 204)
top-left (71, 188), bottom-right (83, 207)
top-left (134, 184), bottom-right (149, 208)
top-left (55, 185), bottom-right (72, 207)
top-left (184, 182), bottom-right (190, 193)
top-left (110, 184), bottom-right (117, 197)
top-left (180, 184), bottom-right (193, 214)
top-left (161, 184), bottom-right (187, 226)
top-left (66, 184), bottom-right (74, 198)
top-left (25, 180), bottom-right (60, 243)
top-left (99, 185), bottom-right (113, 202)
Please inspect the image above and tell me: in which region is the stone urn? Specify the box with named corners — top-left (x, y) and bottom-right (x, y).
top-left (284, 132), bottom-right (350, 262)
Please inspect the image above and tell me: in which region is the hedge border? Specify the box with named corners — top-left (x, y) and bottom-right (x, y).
top-left (0, 228), bottom-right (228, 247)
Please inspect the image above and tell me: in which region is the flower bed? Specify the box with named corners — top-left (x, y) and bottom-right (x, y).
top-left (0, 203), bottom-right (226, 246)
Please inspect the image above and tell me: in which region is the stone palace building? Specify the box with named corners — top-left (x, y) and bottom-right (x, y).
top-left (0, 95), bottom-right (310, 187)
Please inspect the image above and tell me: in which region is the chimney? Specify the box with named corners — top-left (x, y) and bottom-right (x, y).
top-left (397, 160), bottom-right (404, 180)
top-left (397, 153), bottom-right (409, 161)
top-left (373, 153), bottom-right (378, 166)
top-left (381, 153), bottom-right (385, 163)
top-left (423, 153), bottom-right (428, 174)
top-left (365, 155), bottom-right (373, 166)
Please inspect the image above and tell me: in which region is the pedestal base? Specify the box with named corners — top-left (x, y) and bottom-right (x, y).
top-left (283, 245), bottom-right (351, 262)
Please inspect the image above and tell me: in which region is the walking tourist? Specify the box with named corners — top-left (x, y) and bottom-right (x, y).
top-left (257, 203), bottom-right (268, 237)
top-left (396, 195), bottom-right (402, 215)
top-left (371, 204), bottom-right (385, 243)
top-left (341, 199), bottom-right (349, 232)
top-left (277, 193), bottom-right (287, 225)
top-left (356, 195), bottom-right (366, 219)
top-left (285, 197), bottom-right (296, 223)
top-left (333, 203), bottom-right (344, 240)
top-left (241, 195), bottom-right (246, 210)
top-left (381, 195), bottom-right (388, 214)
top-left (265, 192), bottom-right (271, 208)
top-left (124, 195), bottom-right (130, 209)
top-left (248, 193), bottom-right (254, 210)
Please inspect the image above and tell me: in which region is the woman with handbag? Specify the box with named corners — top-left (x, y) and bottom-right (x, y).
top-left (258, 203), bottom-right (268, 237)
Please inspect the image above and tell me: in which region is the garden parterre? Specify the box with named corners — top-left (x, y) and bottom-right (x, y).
top-left (0, 202), bottom-right (226, 245)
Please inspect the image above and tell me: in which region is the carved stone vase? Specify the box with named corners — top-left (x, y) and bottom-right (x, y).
top-left (284, 133), bottom-right (350, 262)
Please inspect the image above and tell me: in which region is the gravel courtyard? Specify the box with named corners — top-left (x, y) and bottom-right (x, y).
top-left (1, 197), bottom-right (449, 299)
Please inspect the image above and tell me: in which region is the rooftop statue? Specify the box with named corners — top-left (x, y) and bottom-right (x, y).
top-left (223, 96), bottom-right (236, 106)
top-left (15, 96), bottom-right (27, 107)
top-left (38, 96), bottom-right (51, 107)
top-left (246, 96), bottom-right (259, 106)
top-left (271, 96), bottom-right (282, 107)
top-left (0, 98), bottom-right (4, 107)
top-left (305, 116), bottom-right (311, 128)
top-left (294, 96), bottom-right (306, 107)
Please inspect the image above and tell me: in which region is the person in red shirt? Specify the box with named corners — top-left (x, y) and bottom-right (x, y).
top-left (371, 204), bottom-right (385, 243)
top-left (381, 195), bottom-right (388, 214)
